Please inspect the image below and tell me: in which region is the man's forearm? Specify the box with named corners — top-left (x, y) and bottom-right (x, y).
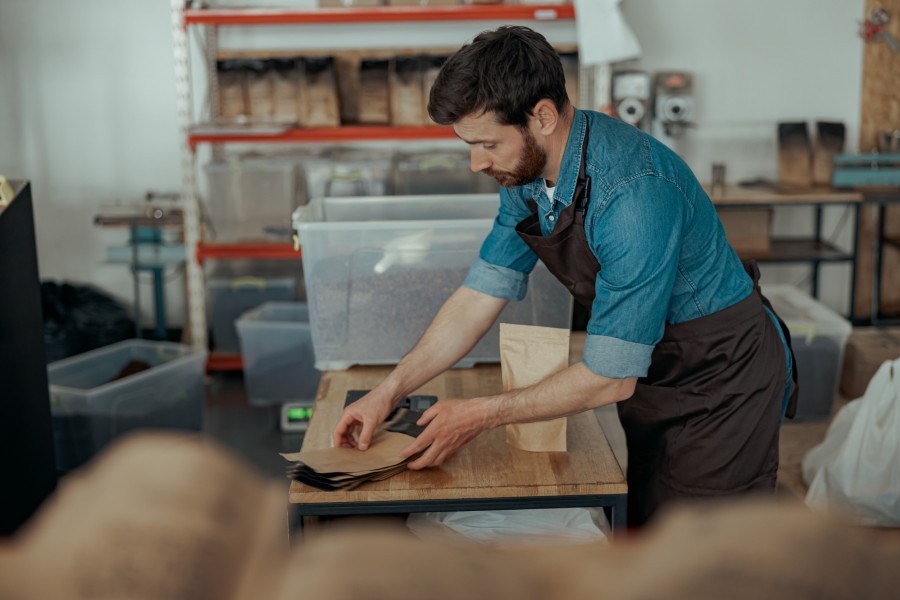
top-left (481, 362), bottom-right (636, 428)
top-left (379, 286), bottom-right (507, 403)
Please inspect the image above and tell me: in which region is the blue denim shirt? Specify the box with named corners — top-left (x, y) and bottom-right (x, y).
top-left (463, 109), bottom-right (754, 379)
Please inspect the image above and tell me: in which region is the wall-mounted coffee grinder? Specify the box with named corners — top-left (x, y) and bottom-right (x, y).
top-left (611, 70), bottom-right (652, 131)
top-left (651, 71), bottom-right (693, 153)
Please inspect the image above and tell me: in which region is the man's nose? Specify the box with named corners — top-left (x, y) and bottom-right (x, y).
top-left (470, 148), bottom-right (491, 173)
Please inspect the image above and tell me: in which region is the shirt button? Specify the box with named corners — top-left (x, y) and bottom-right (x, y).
top-left (548, 214), bottom-right (556, 222)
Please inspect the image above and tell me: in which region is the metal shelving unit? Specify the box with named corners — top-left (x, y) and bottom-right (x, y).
top-left (187, 124), bottom-right (457, 150)
top-left (183, 4), bottom-right (575, 26)
top-left (170, 2), bottom-right (579, 366)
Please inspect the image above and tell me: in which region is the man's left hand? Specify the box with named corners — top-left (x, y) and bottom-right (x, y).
top-left (399, 398), bottom-right (493, 470)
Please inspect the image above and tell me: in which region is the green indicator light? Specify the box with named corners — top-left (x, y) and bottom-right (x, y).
top-left (287, 407), bottom-right (312, 421)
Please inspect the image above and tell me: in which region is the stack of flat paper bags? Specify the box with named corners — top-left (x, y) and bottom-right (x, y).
top-left (282, 408), bottom-right (425, 491)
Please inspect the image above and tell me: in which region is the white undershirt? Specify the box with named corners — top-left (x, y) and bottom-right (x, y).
top-left (543, 179), bottom-right (556, 204)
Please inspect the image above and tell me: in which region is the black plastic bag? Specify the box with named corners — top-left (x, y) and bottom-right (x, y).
top-left (42, 281), bottom-right (134, 362)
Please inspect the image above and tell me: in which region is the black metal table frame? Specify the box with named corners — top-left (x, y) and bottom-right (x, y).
top-left (288, 492), bottom-right (628, 544)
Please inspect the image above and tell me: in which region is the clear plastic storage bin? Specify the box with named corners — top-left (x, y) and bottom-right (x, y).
top-left (293, 194), bottom-right (573, 370)
top-left (47, 340), bottom-right (206, 472)
top-left (236, 302), bottom-right (320, 406)
top-left (302, 147), bottom-right (393, 201)
top-left (392, 150), bottom-right (499, 195)
top-left (761, 284), bottom-right (852, 419)
top-left (207, 275), bottom-right (296, 353)
top-left (204, 153), bottom-right (306, 242)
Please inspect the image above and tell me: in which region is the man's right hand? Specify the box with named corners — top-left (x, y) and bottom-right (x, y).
top-left (332, 389), bottom-right (396, 451)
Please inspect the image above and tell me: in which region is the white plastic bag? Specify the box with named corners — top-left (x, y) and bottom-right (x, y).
top-left (407, 508), bottom-right (609, 546)
top-left (802, 357), bottom-right (900, 526)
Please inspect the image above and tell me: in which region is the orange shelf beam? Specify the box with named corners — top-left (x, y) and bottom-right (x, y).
top-left (206, 353), bottom-right (243, 372)
top-left (188, 125), bottom-right (457, 150)
top-left (197, 242), bottom-right (299, 262)
top-left (184, 5), bottom-right (575, 27)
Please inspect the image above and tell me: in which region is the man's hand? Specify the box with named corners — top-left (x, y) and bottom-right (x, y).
top-left (399, 398), bottom-right (493, 470)
top-left (332, 389), bottom-right (395, 451)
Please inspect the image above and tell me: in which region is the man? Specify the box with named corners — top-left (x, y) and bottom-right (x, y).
top-left (333, 26), bottom-right (797, 526)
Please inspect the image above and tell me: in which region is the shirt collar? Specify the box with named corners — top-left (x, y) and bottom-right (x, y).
top-left (527, 108), bottom-right (587, 209)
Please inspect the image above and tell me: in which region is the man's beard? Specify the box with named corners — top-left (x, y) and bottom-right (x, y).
top-left (483, 128), bottom-right (547, 188)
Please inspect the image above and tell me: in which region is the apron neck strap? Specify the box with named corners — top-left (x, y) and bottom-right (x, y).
top-left (572, 116), bottom-right (591, 211)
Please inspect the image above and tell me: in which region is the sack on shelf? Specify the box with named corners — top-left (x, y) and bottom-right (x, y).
top-left (335, 54), bottom-right (360, 125)
top-left (300, 57), bottom-right (341, 128)
top-left (272, 57), bottom-right (301, 125)
top-left (246, 59), bottom-right (275, 122)
top-left (390, 56), bottom-right (425, 126)
top-left (358, 58), bottom-right (391, 125)
top-left (217, 59), bottom-right (248, 122)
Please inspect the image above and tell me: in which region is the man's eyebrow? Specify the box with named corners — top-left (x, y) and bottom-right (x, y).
top-left (453, 131), bottom-right (497, 145)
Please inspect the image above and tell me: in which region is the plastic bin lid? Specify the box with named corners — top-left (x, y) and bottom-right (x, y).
top-left (292, 193), bottom-right (498, 228)
top-left (236, 301), bottom-right (309, 325)
top-left (760, 284), bottom-right (852, 340)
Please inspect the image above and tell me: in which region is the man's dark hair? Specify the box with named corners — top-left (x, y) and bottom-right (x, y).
top-left (427, 26), bottom-right (569, 128)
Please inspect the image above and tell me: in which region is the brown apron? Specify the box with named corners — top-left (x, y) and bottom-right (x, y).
top-left (515, 123), bottom-right (799, 527)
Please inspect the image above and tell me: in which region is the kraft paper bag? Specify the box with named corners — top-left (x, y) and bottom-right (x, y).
top-left (500, 323), bottom-right (570, 452)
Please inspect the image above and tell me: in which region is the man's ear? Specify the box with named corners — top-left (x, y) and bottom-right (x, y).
top-left (530, 99), bottom-right (560, 136)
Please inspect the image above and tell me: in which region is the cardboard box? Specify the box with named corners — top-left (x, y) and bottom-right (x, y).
top-left (390, 56), bottom-right (425, 126)
top-left (716, 208), bottom-right (772, 256)
top-left (840, 328), bottom-right (900, 398)
top-left (358, 58), bottom-right (391, 125)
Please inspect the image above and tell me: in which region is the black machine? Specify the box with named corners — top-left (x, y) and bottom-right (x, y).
top-left (0, 180), bottom-right (58, 535)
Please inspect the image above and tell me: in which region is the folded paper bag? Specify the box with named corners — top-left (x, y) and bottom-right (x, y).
top-left (500, 323), bottom-right (570, 452)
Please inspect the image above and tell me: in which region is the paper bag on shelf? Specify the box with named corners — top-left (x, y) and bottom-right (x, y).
top-left (500, 323), bottom-right (570, 452)
top-left (390, 56), bottom-right (424, 126)
top-left (300, 57), bottom-right (340, 128)
top-left (358, 58), bottom-right (391, 125)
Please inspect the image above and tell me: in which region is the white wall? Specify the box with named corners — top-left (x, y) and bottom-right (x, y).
top-left (619, 0), bottom-right (864, 314)
top-left (0, 0), bottom-right (184, 328)
top-left (0, 0), bottom-right (865, 326)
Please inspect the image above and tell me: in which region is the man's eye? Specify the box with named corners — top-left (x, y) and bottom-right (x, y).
top-left (483, 143), bottom-right (496, 150)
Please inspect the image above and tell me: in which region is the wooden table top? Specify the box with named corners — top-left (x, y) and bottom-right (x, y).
top-left (706, 184), bottom-right (864, 206)
top-left (288, 344), bottom-right (627, 506)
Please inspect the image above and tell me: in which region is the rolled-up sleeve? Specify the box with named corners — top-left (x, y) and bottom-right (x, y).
top-left (463, 257), bottom-right (529, 301)
top-left (582, 175), bottom-right (687, 378)
top-left (462, 187), bottom-right (538, 301)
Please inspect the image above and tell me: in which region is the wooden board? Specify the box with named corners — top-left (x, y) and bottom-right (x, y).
top-left (859, 0), bottom-right (900, 153)
top-left (856, 0), bottom-right (900, 318)
top-left (289, 356), bottom-right (626, 506)
top-left (705, 184), bottom-right (862, 206)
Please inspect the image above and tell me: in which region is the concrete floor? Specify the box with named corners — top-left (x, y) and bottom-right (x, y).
top-left (203, 371), bottom-right (303, 481)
